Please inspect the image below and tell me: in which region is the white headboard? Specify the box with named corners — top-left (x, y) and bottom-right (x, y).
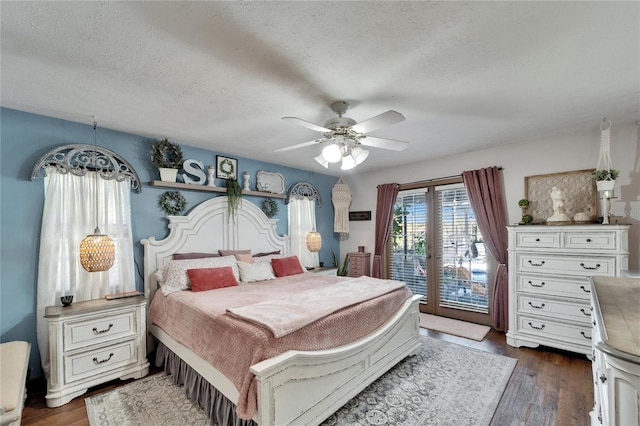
top-left (141, 196), bottom-right (290, 302)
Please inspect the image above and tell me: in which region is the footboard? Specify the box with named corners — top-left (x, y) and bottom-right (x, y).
top-left (250, 295), bottom-right (422, 426)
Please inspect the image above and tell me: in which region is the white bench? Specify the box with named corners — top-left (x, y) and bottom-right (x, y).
top-left (0, 341), bottom-right (31, 426)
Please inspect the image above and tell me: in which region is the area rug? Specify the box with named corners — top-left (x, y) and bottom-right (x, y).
top-left (419, 313), bottom-right (491, 341)
top-left (86, 336), bottom-right (516, 426)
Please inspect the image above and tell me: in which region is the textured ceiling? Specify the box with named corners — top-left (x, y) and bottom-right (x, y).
top-left (2, 1), bottom-right (639, 175)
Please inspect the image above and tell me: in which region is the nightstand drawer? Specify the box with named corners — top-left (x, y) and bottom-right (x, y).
top-left (515, 232), bottom-right (560, 248)
top-left (64, 311), bottom-right (137, 351)
top-left (563, 232), bottom-right (617, 250)
top-left (64, 339), bottom-right (136, 383)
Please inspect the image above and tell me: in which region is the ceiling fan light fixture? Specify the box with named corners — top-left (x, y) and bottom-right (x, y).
top-left (322, 143), bottom-right (342, 163)
top-left (340, 154), bottom-right (356, 170)
top-left (351, 146), bottom-right (369, 165)
top-left (314, 154), bottom-right (329, 168)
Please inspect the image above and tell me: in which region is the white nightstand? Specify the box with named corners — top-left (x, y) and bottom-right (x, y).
top-left (308, 266), bottom-right (338, 276)
top-left (44, 295), bottom-right (149, 407)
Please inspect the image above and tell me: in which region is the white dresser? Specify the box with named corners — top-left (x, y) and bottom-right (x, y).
top-left (590, 276), bottom-right (640, 426)
top-left (44, 296), bottom-right (149, 407)
top-left (506, 224), bottom-right (630, 356)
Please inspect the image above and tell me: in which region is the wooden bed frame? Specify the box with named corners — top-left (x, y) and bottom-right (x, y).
top-left (142, 197), bottom-right (422, 425)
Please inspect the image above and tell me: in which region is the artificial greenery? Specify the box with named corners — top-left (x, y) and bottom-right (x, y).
top-left (225, 178), bottom-right (243, 220)
top-left (261, 198), bottom-right (278, 218)
top-left (518, 199), bottom-right (530, 207)
top-left (159, 191), bottom-right (187, 215)
top-left (592, 169), bottom-right (620, 181)
top-left (520, 214), bottom-right (534, 224)
top-left (332, 250), bottom-right (350, 276)
top-left (218, 158), bottom-right (235, 179)
top-left (150, 139), bottom-right (184, 169)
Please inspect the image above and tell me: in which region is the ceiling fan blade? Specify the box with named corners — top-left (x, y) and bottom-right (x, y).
top-left (282, 117), bottom-right (331, 133)
top-left (274, 138), bottom-right (325, 152)
top-left (350, 110), bottom-right (405, 134)
top-left (359, 136), bottom-right (409, 151)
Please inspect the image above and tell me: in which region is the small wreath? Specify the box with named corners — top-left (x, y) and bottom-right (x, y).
top-left (151, 139), bottom-right (184, 169)
top-left (159, 191), bottom-right (187, 215)
top-left (262, 198), bottom-right (279, 218)
top-left (219, 159), bottom-right (235, 178)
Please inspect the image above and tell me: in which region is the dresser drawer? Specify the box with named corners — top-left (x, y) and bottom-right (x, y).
top-left (517, 254), bottom-right (616, 277)
top-left (518, 295), bottom-right (592, 323)
top-left (563, 232), bottom-right (617, 250)
top-left (517, 274), bottom-right (592, 299)
top-left (63, 339), bottom-right (137, 384)
top-left (63, 311), bottom-right (137, 351)
top-left (516, 315), bottom-right (592, 346)
top-left (515, 232), bottom-right (560, 248)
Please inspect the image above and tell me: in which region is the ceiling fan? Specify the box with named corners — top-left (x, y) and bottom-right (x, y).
top-left (276, 101), bottom-right (409, 170)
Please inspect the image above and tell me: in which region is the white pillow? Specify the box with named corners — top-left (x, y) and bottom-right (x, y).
top-left (157, 256), bottom-right (239, 295)
top-left (237, 261), bottom-right (276, 283)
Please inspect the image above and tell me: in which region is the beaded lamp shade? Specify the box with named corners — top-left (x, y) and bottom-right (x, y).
top-left (305, 231), bottom-right (322, 252)
top-left (80, 228), bottom-right (115, 272)
top-left (78, 173), bottom-right (117, 272)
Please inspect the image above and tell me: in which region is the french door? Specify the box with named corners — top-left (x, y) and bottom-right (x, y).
top-left (389, 182), bottom-right (492, 325)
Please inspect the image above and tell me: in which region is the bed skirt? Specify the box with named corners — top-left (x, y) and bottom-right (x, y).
top-left (155, 342), bottom-right (256, 426)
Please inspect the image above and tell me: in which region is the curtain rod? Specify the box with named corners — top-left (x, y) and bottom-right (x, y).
top-left (399, 166), bottom-right (504, 189)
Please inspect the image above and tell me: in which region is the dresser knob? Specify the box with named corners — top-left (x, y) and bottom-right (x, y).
top-left (599, 374), bottom-right (607, 383)
top-left (535, 238), bottom-right (540, 242)
top-left (586, 238), bottom-right (592, 242)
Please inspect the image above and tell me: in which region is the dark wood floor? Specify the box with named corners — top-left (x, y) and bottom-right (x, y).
top-left (21, 328), bottom-right (593, 425)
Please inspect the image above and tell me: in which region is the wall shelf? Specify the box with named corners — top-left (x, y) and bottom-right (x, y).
top-left (149, 180), bottom-right (287, 199)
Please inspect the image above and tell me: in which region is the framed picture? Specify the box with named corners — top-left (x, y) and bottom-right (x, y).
top-left (349, 211), bottom-right (372, 221)
top-left (216, 155), bottom-right (238, 180)
top-left (524, 169), bottom-right (596, 224)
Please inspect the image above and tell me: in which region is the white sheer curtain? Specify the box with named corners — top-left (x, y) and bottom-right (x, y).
top-left (36, 167), bottom-right (136, 376)
top-left (288, 198), bottom-right (319, 268)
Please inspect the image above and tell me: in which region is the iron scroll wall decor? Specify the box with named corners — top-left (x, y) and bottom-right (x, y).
top-left (31, 144), bottom-right (142, 192)
top-left (286, 182), bottom-right (322, 206)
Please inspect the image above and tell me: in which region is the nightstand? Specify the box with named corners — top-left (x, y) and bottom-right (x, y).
top-left (348, 252), bottom-right (371, 277)
top-left (44, 295), bottom-right (149, 407)
top-left (308, 266), bottom-right (338, 276)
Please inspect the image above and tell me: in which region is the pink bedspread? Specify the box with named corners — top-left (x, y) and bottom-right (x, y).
top-left (149, 272), bottom-right (411, 420)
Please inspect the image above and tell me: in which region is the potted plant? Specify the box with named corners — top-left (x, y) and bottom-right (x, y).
top-left (225, 178), bottom-right (242, 220)
top-left (593, 169), bottom-right (620, 192)
top-left (151, 139), bottom-right (184, 182)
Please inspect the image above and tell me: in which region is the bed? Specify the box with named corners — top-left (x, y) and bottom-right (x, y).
top-left (142, 196), bottom-right (422, 425)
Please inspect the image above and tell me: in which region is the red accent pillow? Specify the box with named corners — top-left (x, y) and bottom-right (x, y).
top-left (271, 256), bottom-right (305, 277)
top-left (187, 267), bottom-right (239, 292)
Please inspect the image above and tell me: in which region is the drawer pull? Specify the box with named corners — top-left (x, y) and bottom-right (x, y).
top-left (599, 374), bottom-right (607, 383)
top-left (579, 285), bottom-right (591, 293)
top-left (586, 238), bottom-right (592, 243)
top-left (93, 324), bottom-right (114, 335)
top-left (93, 353), bottom-right (114, 365)
top-left (535, 238), bottom-right (540, 242)
top-left (528, 260), bottom-right (545, 267)
top-left (528, 301), bottom-right (546, 309)
top-left (579, 308), bottom-right (591, 316)
top-left (593, 320), bottom-right (596, 326)
top-left (528, 281), bottom-right (545, 288)
top-left (527, 322), bottom-right (545, 330)
top-left (580, 262), bottom-right (600, 270)
top-left (581, 331), bottom-right (592, 340)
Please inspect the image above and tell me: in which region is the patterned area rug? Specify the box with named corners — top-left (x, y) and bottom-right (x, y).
top-left (419, 313), bottom-right (491, 341)
top-left (85, 336), bottom-right (516, 426)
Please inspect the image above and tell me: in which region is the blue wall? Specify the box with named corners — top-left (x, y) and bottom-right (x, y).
top-left (0, 108), bottom-right (340, 378)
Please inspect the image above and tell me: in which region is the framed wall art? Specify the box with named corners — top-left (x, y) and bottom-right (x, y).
top-left (524, 169), bottom-right (596, 224)
top-left (216, 155), bottom-right (238, 180)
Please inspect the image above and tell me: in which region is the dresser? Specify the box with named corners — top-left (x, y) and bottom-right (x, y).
top-left (44, 296), bottom-right (149, 407)
top-left (348, 252), bottom-right (371, 277)
top-left (506, 224), bottom-right (630, 356)
top-left (590, 276), bottom-right (640, 426)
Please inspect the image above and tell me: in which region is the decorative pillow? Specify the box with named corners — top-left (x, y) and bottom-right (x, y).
top-left (173, 252), bottom-right (220, 260)
top-left (218, 249), bottom-right (251, 257)
top-left (157, 256), bottom-right (239, 295)
top-left (253, 253), bottom-right (283, 264)
top-left (234, 253), bottom-right (254, 263)
top-left (253, 250), bottom-right (281, 258)
top-left (187, 267), bottom-right (238, 292)
top-left (271, 255), bottom-right (305, 277)
top-left (237, 261), bottom-right (276, 283)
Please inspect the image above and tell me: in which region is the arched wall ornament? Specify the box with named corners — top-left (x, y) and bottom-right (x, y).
top-left (286, 182), bottom-right (322, 206)
top-left (31, 144), bottom-right (142, 192)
